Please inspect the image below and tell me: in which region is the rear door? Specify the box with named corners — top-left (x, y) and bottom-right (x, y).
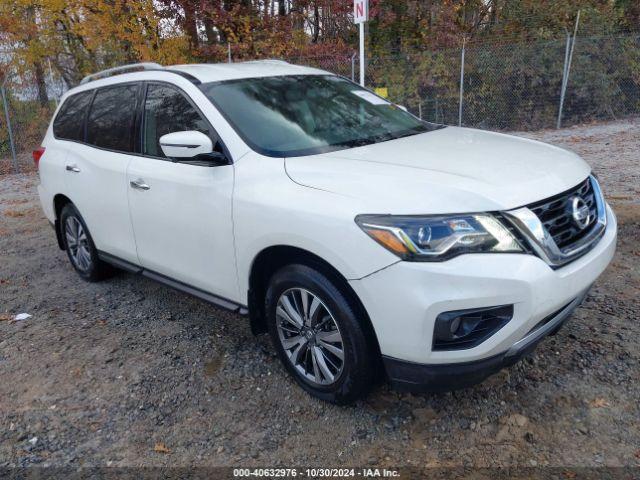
top-left (62, 82), bottom-right (141, 263)
top-left (126, 82), bottom-right (238, 301)
top-left (41, 90), bottom-right (94, 221)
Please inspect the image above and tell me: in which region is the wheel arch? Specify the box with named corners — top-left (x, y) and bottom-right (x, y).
top-left (247, 245), bottom-right (382, 358)
top-left (53, 193), bottom-right (73, 250)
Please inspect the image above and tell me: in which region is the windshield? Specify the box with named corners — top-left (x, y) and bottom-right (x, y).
top-left (199, 75), bottom-right (442, 157)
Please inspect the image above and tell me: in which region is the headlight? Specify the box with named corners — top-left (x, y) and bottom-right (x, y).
top-left (355, 213), bottom-right (523, 261)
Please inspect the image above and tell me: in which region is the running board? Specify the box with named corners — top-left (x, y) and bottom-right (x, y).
top-left (98, 251), bottom-right (248, 315)
top-left (99, 251), bottom-right (142, 273)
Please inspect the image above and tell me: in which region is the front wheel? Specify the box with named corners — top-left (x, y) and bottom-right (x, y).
top-left (266, 264), bottom-right (376, 404)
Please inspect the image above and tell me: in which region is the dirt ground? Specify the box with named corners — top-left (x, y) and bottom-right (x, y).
top-left (0, 119), bottom-right (639, 471)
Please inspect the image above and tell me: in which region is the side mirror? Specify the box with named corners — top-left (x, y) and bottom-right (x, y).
top-left (159, 131), bottom-right (213, 159)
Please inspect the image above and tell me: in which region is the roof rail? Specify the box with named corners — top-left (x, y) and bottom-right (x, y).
top-left (242, 59), bottom-right (290, 65)
top-left (80, 62), bottom-right (163, 85)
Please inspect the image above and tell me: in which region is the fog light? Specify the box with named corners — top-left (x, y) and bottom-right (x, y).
top-left (433, 304), bottom-right (514, 351)
top-left (449, 316), bottom-right (461, 334)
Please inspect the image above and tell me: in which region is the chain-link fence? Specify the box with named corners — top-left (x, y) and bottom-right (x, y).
top-left (290, 32), bottom-right (640, 130)
top-left (0, 73), bottom-right (59, 174)
top-left (2, 33), bottom-right (639, 173)
top-left (286, 52), bottom-right (359, 82)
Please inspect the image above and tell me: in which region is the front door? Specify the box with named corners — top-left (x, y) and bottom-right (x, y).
top-left (126, 82), bottom-right (238, 302)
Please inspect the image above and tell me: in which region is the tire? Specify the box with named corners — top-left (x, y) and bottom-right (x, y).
top-left (60, 203), bottom-right (112, 282)
top-left (265, 264), bottom-right (375, 404)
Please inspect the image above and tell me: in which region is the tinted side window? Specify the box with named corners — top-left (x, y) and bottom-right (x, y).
top-left (143, 84), bottom-right (215, 157)
top-left (87, 84), bottom-right (139, 152)
top-left (52, 91), bottom-right (93, 141)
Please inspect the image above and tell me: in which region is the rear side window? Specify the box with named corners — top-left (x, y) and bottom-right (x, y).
top-left (143, 84), bottom-right (215, 157)
top-left (87, 84), bottom-right (139, 152)
top-left (52, 91), bottom-right (93, 141)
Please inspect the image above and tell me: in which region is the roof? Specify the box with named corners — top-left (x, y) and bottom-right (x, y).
top-left (64, 60), bottom-right (333, 102)
top-left (165, 60), bottom-right (330, 83)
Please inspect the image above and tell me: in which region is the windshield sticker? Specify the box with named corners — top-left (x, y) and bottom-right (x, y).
top-left (351, 90), bottom-right (391, 105)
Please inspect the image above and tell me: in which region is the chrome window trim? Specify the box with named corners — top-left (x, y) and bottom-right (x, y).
top-left (503, 176), bottom-right (607, 268)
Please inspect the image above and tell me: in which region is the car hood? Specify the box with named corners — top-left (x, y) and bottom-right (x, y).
top-left (284, 127), bottom-right (591, 214)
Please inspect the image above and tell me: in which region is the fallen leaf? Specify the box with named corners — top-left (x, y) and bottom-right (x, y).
top-left (506, 413), bottom-right (529, 427)
top-left (590, 398), bottom-right (610, 408)
top-left (635, 450), bottom-right (640, 459)
top-left (4, 209), bottom-right (25, 218)
top-left (0, 313), bottom-right (12, 322)
top-left (563, 471), bottom-right (576, 479)
top-left (154, 443), bottom-right (170, 454)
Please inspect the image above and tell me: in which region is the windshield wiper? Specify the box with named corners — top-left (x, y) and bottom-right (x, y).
top-left (390, 128), bottom-right (427, 141)
top-left (335, 137), bottom-right (378, 148)
top-left (335, 130), bottom-right (420, 150)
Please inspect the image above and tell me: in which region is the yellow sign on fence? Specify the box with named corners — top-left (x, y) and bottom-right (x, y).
top-left (374, 87), bottom-right (388, 98)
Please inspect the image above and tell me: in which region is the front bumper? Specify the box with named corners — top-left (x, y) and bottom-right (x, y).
top-left (383, 290), bottom-right (587, 392)
top-left (349, 204), bottom-right (617, 390)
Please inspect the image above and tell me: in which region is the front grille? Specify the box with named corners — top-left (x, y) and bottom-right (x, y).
top-left (527, 178), bottom-right (598, 251)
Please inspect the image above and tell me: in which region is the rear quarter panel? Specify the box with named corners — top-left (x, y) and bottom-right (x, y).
top-left (37, 126), bottom-right (69, 223)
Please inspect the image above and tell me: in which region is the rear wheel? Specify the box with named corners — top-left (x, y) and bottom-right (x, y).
top-left (60, 203), bottom-right (112, 281)
top-left (266, 264), bottom-right (375, 404)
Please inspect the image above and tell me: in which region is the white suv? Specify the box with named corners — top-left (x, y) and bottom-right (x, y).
top-left (35, 61), bottom-right (617, 404)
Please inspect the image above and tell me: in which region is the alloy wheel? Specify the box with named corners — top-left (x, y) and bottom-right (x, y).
top-left (275, 288), bottom-right (345, 386)
top-left (65, 216), bottom-right (92, 271)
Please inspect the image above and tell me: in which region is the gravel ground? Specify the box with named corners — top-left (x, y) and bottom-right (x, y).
top-left (0, 119), bottom-right (639, 471)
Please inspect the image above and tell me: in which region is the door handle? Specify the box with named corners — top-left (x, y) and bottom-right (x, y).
top-left (130, 179), bottom-right (150, 191)
top-left (65, 165), bottom-right (80, 173)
